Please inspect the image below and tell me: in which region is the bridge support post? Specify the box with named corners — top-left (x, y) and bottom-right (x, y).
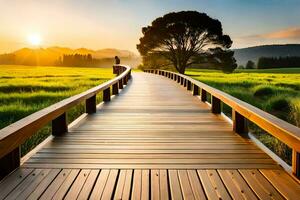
top-left (187, 81), bottom-right (192, 90)
top-left (112, 83), bottom-right (119, 95)
top-left (211, 96), bottom-right (221, 114)
top-left (232, 110), bottom-right (248, 137)
top-left (103, 88), bottom-right (111, 102)
top-left (292, 150), bottom-right (300, 179)
top-left (86, 95), bottom-right (96, 114)
top-left (119, 79), bottom-right (123, 89)
top-left (201, 89), bottom-right (207, 102)
top-left (52, 112), bottom-right (68, 136)
top-left (0, 147), bottom-right (20, 180)
top-left (193, 85), bottom-right (199, 95)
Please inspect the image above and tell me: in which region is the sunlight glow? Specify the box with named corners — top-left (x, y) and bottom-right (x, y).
top-left (28, 34), bottom-right (42, 46)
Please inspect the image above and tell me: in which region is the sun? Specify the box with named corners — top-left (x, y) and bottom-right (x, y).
top-left (28, 34), bottom-right (42, 46)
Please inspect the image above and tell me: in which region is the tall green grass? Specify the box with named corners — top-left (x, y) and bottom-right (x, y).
top-left (187, 68), bottom-right (300, 165)
top-left (0, 65), bottom-right (114, 156)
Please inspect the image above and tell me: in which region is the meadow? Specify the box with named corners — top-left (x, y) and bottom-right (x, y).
top-left (186, 68), bottom-right (300, 165)
top-left (0, 65), bottom-right (114, 156)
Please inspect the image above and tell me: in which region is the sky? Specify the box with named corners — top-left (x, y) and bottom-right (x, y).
top-left (0, 0), bottom-right (300, 54)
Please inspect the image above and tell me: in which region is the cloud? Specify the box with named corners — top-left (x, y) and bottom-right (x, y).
top-left (261, 27), bottom-right (300, 39)
top-left (232, 27), bottom-right (300, 48)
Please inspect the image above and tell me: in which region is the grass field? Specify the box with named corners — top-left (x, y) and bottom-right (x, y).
top-left (0, 65), bottom-right (114, 156)
top-left (186, 68), bottom-right (300, 165)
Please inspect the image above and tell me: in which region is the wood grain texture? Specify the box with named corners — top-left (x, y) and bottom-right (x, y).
top-left (1, 72), bottom-right (299, 199)
top-left (25, 73), bottom-right (277, 169)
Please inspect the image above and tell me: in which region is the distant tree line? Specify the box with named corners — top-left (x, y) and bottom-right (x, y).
top-left (257, 56), bottom-right (300, 69)
top-left (56, 54), bottom-right (116, 67)
top-left (0, 54), bottom-right (16, 64)
top-left (58, 54), bottom-right (96, 66)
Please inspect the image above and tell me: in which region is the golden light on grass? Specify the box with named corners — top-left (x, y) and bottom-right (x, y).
top-left (27, 33), bottom-right (42, 46)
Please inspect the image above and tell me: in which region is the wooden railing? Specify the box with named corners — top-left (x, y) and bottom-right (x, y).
top-left (0, 65), bottom-right (131, 179)
top-left (144, 69), bottom-right (300, 180)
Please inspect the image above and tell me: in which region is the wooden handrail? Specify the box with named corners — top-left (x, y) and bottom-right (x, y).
top-left (144, 69), bottom-right (300, 179)
top-left (0, 65), bottom-right (131, 179)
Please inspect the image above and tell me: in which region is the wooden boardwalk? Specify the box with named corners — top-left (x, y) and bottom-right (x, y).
top-left (0, 72), bottom-right (299, 199)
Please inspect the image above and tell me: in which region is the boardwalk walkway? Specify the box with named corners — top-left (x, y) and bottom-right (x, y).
top-left (0, 72), bottom-right (299, 199)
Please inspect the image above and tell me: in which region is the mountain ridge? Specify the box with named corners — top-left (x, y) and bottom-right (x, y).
top-left (233, 44), bottom-right (300, 66)
top-left (0, 46), bottom-right (139, 66)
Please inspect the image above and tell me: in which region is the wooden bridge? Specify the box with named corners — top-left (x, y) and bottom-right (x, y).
top-left (0, 65), bottom-right (300, 199)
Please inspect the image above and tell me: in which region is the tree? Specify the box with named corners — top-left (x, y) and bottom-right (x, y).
top-left (137, 11), bottom-right (235, 74)
top-left (245, 60), bottom-right (255, 69)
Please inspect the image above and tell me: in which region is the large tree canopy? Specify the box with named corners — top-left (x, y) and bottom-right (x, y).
top-left (137, 11), bottom-right (236, 74)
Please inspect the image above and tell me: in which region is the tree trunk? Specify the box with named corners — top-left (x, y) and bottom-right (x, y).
top-left (178, 62), bottom-right (186, 74)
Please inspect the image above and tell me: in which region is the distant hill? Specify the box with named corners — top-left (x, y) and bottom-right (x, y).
top-left (0, 47), bottom-right (140, 67)
top-left (234, 44), bottom-right (300, 66)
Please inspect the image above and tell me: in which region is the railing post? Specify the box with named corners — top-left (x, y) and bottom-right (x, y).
top-left (184, 79), bottom-right (187, 87)
top-left (177, 76), bottom-right (181, 83)
top-left (181, 77), bottom-right (184, 85)
top-left (123, 76), bottom-right (128, 85)
top-left (187, 81), bottom-right (192, 90)
top-left (232, 110), bottom-right (248, 137)
top-left (86, 95), bottom-right (96, 114)
top-left (211, 96), bottom-right (221, 114)
top-left (201, 89), bottom-right (207, 102)
top-left (292, 150), bottom-right (300, 179)
top-left (119, 79), bottom-right (123, 89)
top-left (112, 83), bottom-right (119, 95)
top-left (193, 85), bottom-right (199, 95)
top-left (103, 87), bottom-right (111, 102)
top-left (52, 112), bottom-right (68, 136)
top-left (0, 147), bottom-right (20, 180)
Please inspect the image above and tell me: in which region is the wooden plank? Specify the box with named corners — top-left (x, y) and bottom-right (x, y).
top-left (151, 169), bottom-right (160, 200)
top-left (260, 169), bottom-right (300, 199)
top-left (77, 170), bottom-right (99, 200)
top-left (142, 170), bottom-right (150, 200)
top-left (113, 169), bottom-right (133, 200)
top-left (160, 170), bottom-right (169, 200)
top-left (101, 169), bottom-right (119, 199)
top-left (52, 169), bottom-right (80, 200)
top-left (4, 169), bottom-right (43, 199)
top-left (187, 170), bottom-right (206, 200)
top-left (65, 169), bottom-right (91, 200)
top-left (23, 163), bottom-right (279, 169)
top-left (89, 169), bottom-right (110, 199)
top-left (218, 169), bottom-right (258, 200)
top-left (239, 169), bottom-right (284, 200)
top-left (15, 169), bottom-right (52, 200)
top-left (122, 170), bottom-right (133, 200)
top-left (39, 169), bottom-right (72, 200)
top-left (132, 169), bottom-right (142, 200)
top-left (197, 170), bottom-right (231, 200)
top-left (168, 170), bottom-right (183, 200)
top-left (178, 170), bottom-right (195, 200)
top-left (27, 169), bottom-right (61, 200)
top-left (32, 153), bottom-right (270, 160)
top-left (0, 168), bottom-right (33, 199)
top-left (113, 170), bottom-right (127, 200)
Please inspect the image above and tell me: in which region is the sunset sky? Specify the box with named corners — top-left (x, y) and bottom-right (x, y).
top-left (0, 0), bottom-right (300, 54)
